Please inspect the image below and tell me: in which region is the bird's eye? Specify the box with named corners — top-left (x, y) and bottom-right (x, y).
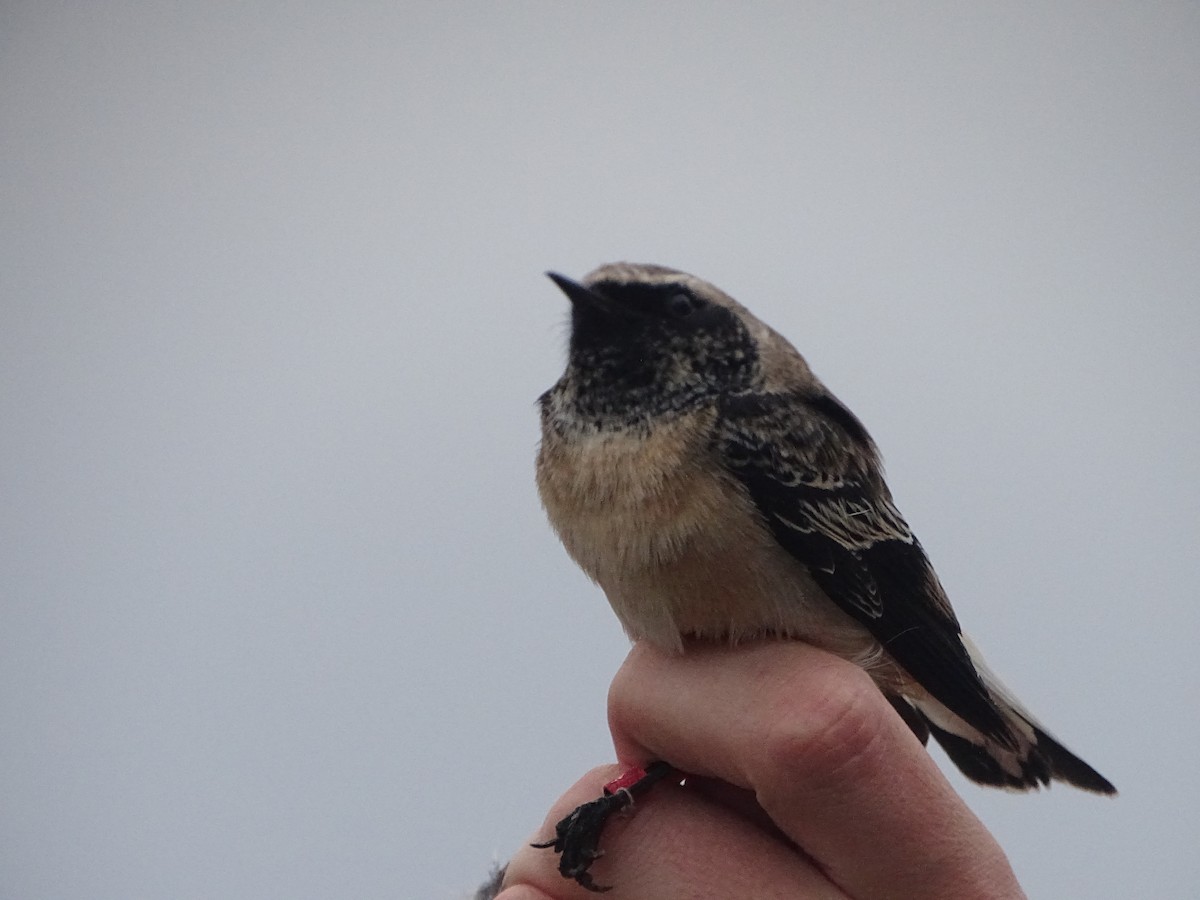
top-left (667, 292), bottom-right (697, 319)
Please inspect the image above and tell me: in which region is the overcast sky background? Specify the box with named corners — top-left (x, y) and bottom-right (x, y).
top-left (2, 3), bottom-right (1198, 898)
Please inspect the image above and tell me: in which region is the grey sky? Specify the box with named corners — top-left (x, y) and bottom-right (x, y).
top-left (2, 3), bottom-right (1197, 898)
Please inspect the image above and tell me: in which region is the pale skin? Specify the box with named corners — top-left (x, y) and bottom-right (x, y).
top-left (498, 641), bottom-right (1026, 900)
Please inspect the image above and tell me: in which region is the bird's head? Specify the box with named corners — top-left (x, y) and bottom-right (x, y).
top-left (546, 263), bottom-right (805, 425)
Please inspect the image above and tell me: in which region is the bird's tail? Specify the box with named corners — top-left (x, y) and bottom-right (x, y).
top-left (903, 635), bottom-right (1116, 795)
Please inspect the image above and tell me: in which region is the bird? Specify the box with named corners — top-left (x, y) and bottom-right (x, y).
top-left (534, 262), bottom-right (1115, 889)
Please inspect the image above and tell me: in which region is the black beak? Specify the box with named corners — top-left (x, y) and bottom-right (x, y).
top-left (546, 272), bottom-right (626, 317)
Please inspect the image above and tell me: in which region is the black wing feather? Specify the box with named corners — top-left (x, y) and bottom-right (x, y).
top-left (718, 391), bottom-right (1013, 745)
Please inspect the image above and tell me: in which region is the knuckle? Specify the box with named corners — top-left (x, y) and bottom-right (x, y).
top-left (759, 664), bottom-right (890, 789)
top-left (606, 642), bottom-right (658, 736)
top-left (606, 664), bottom-right (634, 736)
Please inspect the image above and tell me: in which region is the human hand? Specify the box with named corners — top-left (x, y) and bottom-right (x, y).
top-left (497, 641), bottom-right (1025, 899)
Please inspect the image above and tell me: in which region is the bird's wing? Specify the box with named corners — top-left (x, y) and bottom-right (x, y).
top-left (716, 391), bottom-right (1012, 744)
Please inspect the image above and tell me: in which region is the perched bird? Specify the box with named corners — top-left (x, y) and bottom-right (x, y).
top-left (536, 263), bottom-right (1115, 811)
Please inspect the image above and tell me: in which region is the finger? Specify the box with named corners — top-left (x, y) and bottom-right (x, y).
top-left (608, 641), bottom-right (1023, 900)
top-left (503, 764), bottom-right (850, 900)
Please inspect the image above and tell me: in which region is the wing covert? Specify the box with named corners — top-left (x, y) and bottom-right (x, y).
top-left (716, 391), bottom-right (1013, 745)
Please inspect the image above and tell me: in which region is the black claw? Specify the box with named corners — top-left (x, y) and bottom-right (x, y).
top-left (531, 762), bottom-right (674, 892)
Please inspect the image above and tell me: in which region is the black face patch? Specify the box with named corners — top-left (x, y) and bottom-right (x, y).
top-left (563, 280), bottom-right (761, 426)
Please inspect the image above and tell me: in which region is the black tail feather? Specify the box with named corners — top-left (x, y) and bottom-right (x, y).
top-left (924, 718), bottom-right (1116, 795)
top-left (1029, 725), bottom-right (1117, 795)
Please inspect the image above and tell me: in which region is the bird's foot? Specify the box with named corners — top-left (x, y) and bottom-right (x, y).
top-left (532, 761), bottom-right (674, 893)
